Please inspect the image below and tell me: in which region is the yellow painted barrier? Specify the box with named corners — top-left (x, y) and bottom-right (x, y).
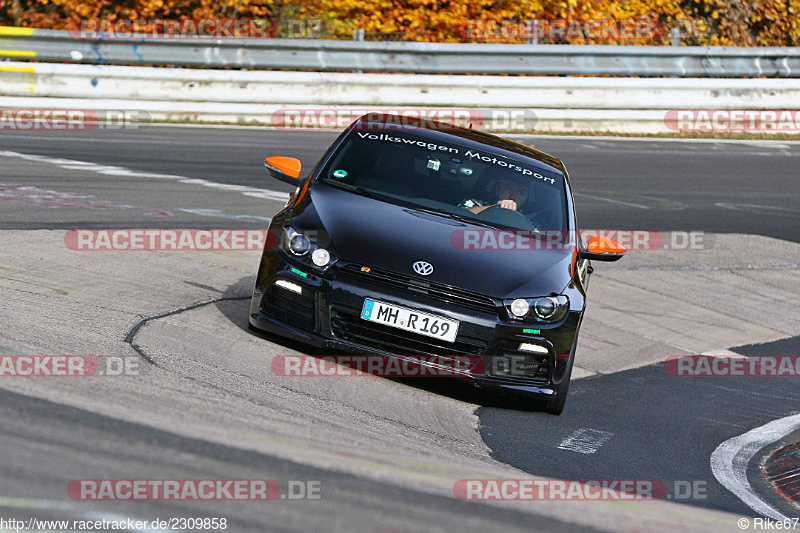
top-left (0, 66), bottom-right (36, 73)
top-left (0, 50), bottom-right (37, 57)
top-left (0, 27), bottom-right (35, 37)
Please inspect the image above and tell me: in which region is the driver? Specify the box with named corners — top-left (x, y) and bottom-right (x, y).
top-left (459, 178), bottom-right (530, 214)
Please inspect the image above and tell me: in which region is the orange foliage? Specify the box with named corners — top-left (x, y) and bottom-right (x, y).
top-left (0, 0), bottom-right (798, 45)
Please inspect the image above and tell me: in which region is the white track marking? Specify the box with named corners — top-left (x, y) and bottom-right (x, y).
top-left (710, 412), bottom-right (800, 520)
top-left (572, 192), bottom-right (651, 210)
top-left (179, 208), bottom-right (271, 222)
top-left (715, 203), bottom-right (800, 217)
top-left (506, 134), bottom-right (800, 146)
top-left (700, 350), bottom-right (744, 356)
top-left (0, 150), bottom-right (290, 202)
top-left (557, 428), bottom-right (614, 454)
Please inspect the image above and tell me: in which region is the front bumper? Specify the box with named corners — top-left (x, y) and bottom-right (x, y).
top-left (249, 250), bottom-right (582, 397)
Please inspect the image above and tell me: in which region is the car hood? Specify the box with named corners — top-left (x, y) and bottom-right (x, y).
top-left (291, 185), bottom-right (574, 298)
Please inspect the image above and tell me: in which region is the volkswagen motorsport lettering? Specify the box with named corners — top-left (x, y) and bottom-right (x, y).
top-left (356, 132), bottom-right (557, 185)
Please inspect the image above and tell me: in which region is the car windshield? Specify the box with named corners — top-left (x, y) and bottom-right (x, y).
top-left (317, 130), bottom-right (568, 231)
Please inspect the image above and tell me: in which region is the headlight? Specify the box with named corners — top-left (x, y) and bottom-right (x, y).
top-left (288, 233), bottom-right (310, 256)
top-left (282, 227), bottom-right (337, 270)
top-left (534, 298), bottom-right (557, 319)
top-left (510, 298), bottom-right (530, 318)
top-left (504, 295), bottom-right (569, 323)
top-left (312, 248), bottom-right (330, 267)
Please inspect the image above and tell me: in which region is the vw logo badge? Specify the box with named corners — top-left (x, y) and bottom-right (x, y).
top-left (412, 261), bottom-right (434, 276)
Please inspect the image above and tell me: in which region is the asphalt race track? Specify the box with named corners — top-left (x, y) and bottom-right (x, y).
top-left (1, 125), bottom-right (799, 532)
top-left (1, 127), bottom-right (799, 240)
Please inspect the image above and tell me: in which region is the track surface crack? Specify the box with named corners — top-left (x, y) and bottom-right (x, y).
top-left (124, 294), bottom-right (249, 366)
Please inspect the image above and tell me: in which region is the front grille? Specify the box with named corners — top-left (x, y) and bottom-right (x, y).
top-left (488, 341), bottom-right (551, 384)
top-left (330, 306), bottom-right (487, 358)
top-left (262, 284), bottom-right (315, 330)
top-left (339, 264), bottom-right (498, 314)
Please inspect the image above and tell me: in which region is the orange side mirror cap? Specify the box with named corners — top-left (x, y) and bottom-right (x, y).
top-left (264, 156), bottom-right (302, 183)
top-left (581, 234), bottom-right (626, 262)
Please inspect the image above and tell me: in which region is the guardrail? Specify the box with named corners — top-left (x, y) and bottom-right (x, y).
top-left (2, 61), bottom-right (800, 133)
top-left (2, 27), bottom-right (800, 77)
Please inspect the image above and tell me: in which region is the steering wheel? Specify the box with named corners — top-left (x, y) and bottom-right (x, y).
top-left (481, 204), bottom-right (538, 231)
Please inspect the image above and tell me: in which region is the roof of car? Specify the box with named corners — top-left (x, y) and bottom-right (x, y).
top-left (353, 113), bottom-right (564, 175)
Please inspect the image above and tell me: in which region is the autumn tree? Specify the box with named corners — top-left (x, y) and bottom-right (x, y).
top-left (1, 0), bottom-right (798, 45)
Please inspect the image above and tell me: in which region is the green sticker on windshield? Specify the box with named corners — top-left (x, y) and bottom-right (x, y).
top-left (332, 169), bottom-right (347, 178)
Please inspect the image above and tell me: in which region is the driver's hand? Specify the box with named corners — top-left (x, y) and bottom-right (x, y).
top-left (497, 199), bottom-right (518, 211)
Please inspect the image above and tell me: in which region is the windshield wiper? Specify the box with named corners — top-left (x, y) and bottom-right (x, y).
top-left (321, 180), bottom-right (387, 201)
top-left (323, 181), bottom-right (510, 230)
top-left (409, 206), bottom-right (502, 229)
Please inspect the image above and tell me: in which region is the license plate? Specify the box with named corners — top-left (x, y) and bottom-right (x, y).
top-left (360, 299), bottom-right (459, 343)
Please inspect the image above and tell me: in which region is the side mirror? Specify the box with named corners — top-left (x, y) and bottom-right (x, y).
top-left (264, 156), bottom-right (302, 185)
top-left (580, 234), bottom-right (626, 262)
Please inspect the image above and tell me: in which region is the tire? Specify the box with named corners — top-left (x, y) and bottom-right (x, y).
top-left (516, 353), bottom-right (573, 415)
top-left (543, 353), bottom-right (573, 415)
